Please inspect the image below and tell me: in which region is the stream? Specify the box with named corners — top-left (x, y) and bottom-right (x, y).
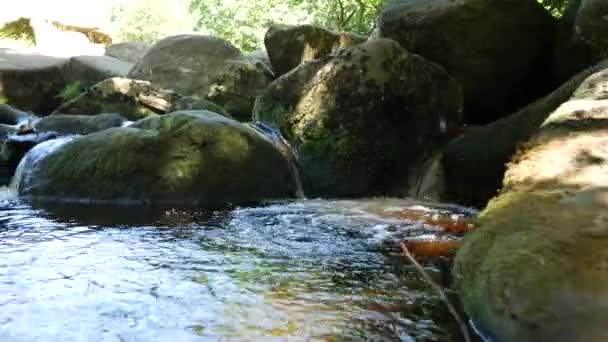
top-left (0, 189), bottom-right (476, 341)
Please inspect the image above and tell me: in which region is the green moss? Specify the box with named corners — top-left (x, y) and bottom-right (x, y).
top-left (56, 81), bottom-right (86, 103)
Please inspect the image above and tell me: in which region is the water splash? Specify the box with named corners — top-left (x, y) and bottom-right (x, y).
top-left (10, 136), bottom-right (77, 194)
top-left (250, 122), bottom-right (305, 198)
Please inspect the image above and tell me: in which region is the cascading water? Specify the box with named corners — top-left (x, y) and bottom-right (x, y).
top-left (10, 136), bottom-right (76, 194)
top-left (250, 122), bottom-right (306, 198)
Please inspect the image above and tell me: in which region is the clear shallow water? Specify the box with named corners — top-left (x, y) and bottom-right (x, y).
top-left (0, 192), bottom-right (476, 342)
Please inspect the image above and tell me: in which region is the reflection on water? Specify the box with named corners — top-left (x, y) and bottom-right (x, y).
top-left (0, 194), bottom-right (476, 341)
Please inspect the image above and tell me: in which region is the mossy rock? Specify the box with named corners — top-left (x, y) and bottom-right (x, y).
top-left (51, 77), bottom-right (183, 120)
top-left (254, 38), bottom-right (462, 197)
top-left (33, 113), bottom-right (127, 135)
top-left (264, 24), bottom-right (366, 76)
top-left (455, 63), bottom-right (608, 341)
top-left (18, 110), bottom-right (296, 207)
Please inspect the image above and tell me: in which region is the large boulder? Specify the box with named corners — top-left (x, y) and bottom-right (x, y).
top-left (63, 55), bottom-right (132, 87)
top-left (378, 0), bottom-right (555, 124)
top-left (264, 24), bottom-right (366, 76)
top-left (17, 110), bottom-right (297, 206)
top-left (0, 50), bottom-right (67, 114)
top-left (454, 63), bottom-right (608, 341)
top-left (128, 35), bottom-right (272, 120)
top-left (33, 113), bottom-right (127, 135)
top-left (253, 38), bottom-right (462, 197)
top-left (51, 77), bottom-right (185, 120)
top-left (410, 60), bottom-right (608, 207)
top-left (554, 0), bottom-right (608, 82)
top-left (104, 42), bottom-right (150, 64)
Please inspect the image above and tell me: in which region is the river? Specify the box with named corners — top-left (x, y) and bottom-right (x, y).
top-left (0, 190), bottom-right (476, 341)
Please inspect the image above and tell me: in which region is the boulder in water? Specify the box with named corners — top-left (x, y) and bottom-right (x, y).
top-left (17, 110), bottom-right (297, 207)
top-left (454, 62), bottom-right (608, 341)
top-left (128, 34), bottom-right (272, 121)
top-left (254, 38), bottom-right (462, 197)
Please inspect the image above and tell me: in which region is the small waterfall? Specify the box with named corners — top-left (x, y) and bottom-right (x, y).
top-left (10, 136), bottom-right (76, 194)
top-left (250, 122), bottom-right (306, 198)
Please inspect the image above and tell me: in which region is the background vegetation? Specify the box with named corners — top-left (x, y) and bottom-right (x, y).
top-left (1, 0), bottom-right (575, 52)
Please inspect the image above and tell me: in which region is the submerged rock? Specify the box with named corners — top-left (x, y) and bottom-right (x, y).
top-left (33, 113), bottom-right (127, 135)
top-left (0, 132), bottom-right (60, 185)
top-left (18, 110), bottom-right (296, 207)
top-left (455, 62), bottom-right (608, 341)
top-left (264, 24), bottom-right (366, 76)
top-left (128, 34), bottom-right (272, 120)
top-left (378, 0), bottom-right (555, 123)
top-left (254, 38), bottom-right (462, 197)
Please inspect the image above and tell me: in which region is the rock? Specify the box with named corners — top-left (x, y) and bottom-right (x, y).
top-left (244, 49), bottom-right (274, 79)
top-left (0, 50), bottom-right (68, 114)
top-left (128, 34), bottom-right (272, 121)
top-left (33, 113), bottom-right (127, 135)
top-left (51, 77), bottom-right (184, 120)
top-left (0, 104), bottom-right (35, 125)
top-left (554, 0), bottom-right (608, 82)
top-left (0, 132), bottom-right (60, 185)
top-left (253, 38), bottom-right (462, 197)
top-left (412, 60), bottom-right (608, 207)
top-left (104, 42), bottom-right (150, 64)
top-left (17, 110), bottom-right (297, 206)
top-left (454, 63), bottom-right (608, 341)
top-left (63, 55), bottom-right (133, 88)
top-left (378, 0), bottom-right (555, 124)
top-left (264, 24), bottom-right (366, 76)
top-left (169, 96), bottom-right (231, 118)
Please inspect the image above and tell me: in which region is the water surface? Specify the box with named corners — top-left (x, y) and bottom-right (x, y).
top-left (0, 193), bottom-right (476, 341)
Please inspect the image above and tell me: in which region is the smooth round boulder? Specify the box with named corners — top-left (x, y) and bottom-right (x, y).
top-left (17, 110), bottom-right (296, 207)
top-left (264, 24), bottom-right (366, 76)
top-left (378, 0), bottom-right (555, 124)
top-left (254, 38), bottom-right (462, 197)
top-left (455, 64), bottom-right (608, 341)
top-left (128, 35), bottom-right (271, 120)
top-left (63, 55), bottom-right (133, 88)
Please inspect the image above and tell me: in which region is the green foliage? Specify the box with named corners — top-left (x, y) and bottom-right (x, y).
top-left (57, 81), bottom-right (86, 103)
top-left (537, 0), bottom-right (573, 17)
top-left (0, 18), bottom-right (35, 45)
top-left (108, 0), bottom-right (196, 43)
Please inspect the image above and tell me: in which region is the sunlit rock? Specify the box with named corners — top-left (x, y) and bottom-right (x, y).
top-left (254, 38), bottom-right (462, 197)
top-left (455, 62), bottom-right (608, 341)
top-left (18, 110), bottom-right (296, 207)
top-left (264, 24), bottom-right (366, 77)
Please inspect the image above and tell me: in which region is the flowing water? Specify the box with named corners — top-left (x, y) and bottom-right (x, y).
top-left (0, 191), bottom-right (477, 342)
